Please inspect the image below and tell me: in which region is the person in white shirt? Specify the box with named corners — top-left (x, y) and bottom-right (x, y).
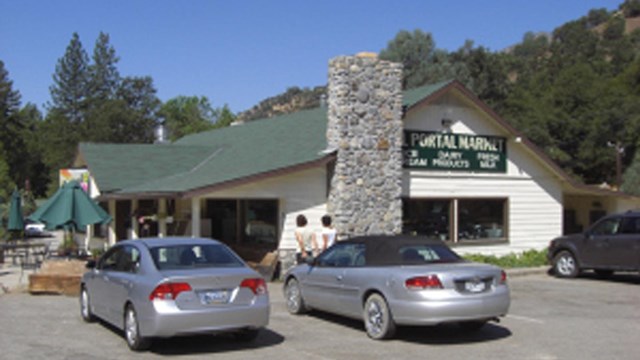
top-left (319, 214), bottom-right (337, 253)
top-left (294, 214), bottom-right (317, 264)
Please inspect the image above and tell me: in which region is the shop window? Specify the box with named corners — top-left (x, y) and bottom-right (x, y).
top-left (402, 198), bottom-right (507, 244)
top-left (458, 199), bottom-right (506, 241)
top-left (207, 199), bottom-right (278, 248)
top-left (243, 200), bottom-right (278, 245)
top-left (402, 199), bottom-right (451, 241)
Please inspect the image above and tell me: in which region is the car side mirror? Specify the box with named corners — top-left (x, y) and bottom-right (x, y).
top-left (85, 259), bottom-right (97, 269)
top-left (305, 256), bottom-right (316, 266)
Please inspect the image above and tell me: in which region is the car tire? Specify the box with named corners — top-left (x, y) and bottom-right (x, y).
top-left (79, 286), bottom-right (96, 323)
top-left (285, 278), bottom-right (307, 315)
top-left (363, 293), bottom-right (396, 340)
top-left (124, 305), bottom-right (151, 351)
top-left (234, 328), bottom-right (260, 342)
top-left (553, 250), bottom-right (579, 278)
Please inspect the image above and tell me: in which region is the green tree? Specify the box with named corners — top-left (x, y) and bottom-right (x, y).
top-left (116, 76), bottom-right (161, 129)
top-left (622, 152), bottom-right (640, 195)
top-left (159, 96), bottom-right (219, 141)
top-left (0, 61), bottom-right (23, 182)
top-left (214, 104), bottom-right (236, 129)
top-left (84, 99), bottom-right (154, 143)
top-left (620, 0), bottom-right (640, 17)
top-left (0, 61), bottom-right (45, 196)
top-left (49, 32), bottom-right (90, 123)
top-left (39, 109), bottom-right (81, 194)
top-left (380, 29), bottom-right (465, 89)
top-left (87, 32), bottom-right (120, 102)
top-left (449, 41), bottom-right (511, 110)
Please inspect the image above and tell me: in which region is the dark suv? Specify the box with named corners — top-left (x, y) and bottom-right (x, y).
top-left (548, 210), bottom-right (640, 278)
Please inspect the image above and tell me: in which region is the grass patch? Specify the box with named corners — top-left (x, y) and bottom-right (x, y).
top-left (463, 248), bottom-right (548, 268)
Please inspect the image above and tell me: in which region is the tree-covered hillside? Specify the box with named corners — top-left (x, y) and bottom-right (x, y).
top-left (3, 1), bottom-right (640, 206)
top-left (239, 0), bottom-right (640, 193)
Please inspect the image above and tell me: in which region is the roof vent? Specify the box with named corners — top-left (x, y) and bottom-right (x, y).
top-left (154, 122), bottom-right (169, 144)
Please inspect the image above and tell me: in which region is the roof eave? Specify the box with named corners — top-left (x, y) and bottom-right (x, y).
top-left (183, 154), bottom-right (336, 198)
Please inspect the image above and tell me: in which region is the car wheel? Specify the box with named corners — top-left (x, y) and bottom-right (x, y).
top-left (553, 250), bottom-right (579, 278)
top-left (594, 269), bottom-right (614, 278)
top-left (124, 305), bottom-right (151, 351)
top-left (234, 328), bottom-right (260, 342)
top-left (285, 278), bottom-right (307, 314)
top-left (458, 320), bottom-right (487, 332)
top-left (79, 286), bottom-right (96, 323)
top-left (363, 293), bottom-right (396, 340)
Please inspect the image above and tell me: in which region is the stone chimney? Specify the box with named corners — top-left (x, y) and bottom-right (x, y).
top-left (326, 53), bottom-right (404, 238)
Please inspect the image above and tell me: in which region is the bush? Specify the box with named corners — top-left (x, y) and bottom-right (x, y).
top-left (463, 248), bottom-right (548, 268)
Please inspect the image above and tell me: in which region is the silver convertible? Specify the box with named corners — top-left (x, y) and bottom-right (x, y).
top-left (283, 235), bottom-right (510, 339)
top-left (80, 237), bottom-right (270, 351)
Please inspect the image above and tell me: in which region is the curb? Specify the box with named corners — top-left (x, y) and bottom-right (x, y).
top-left (505, 266), bottom-right (550, 278)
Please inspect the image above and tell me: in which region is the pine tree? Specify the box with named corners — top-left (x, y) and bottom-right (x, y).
top-left (88, 32), bottom-right (120, 102)
top-left (49, 32), bottom-right (90, 123)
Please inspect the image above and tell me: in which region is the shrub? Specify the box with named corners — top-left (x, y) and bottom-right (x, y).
top-left (463, 248), bottom-right (547, 268)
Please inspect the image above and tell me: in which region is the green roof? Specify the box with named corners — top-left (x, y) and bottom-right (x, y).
top-left (80, 81), bottom-right (453, 197)
top-left (402, 79), bottom-right (454, 109)
top-left (81, 107), bottom-right (329, 196)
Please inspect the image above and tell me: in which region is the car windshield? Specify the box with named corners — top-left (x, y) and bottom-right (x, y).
top-left (149, 244), bottom-right (244, 270)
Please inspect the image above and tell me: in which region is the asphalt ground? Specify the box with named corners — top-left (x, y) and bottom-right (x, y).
top-left (1, 266), bottom-right (639, 360)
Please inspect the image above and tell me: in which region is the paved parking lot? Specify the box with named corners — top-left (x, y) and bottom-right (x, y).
top-left (1, 272), bottom-right (638, 360)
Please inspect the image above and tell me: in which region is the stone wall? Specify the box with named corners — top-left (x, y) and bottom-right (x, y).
top-left (326, 53), bottom-right (404, 238)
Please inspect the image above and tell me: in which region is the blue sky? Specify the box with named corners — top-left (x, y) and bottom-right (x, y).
top-left (0, 0), bottom-right (623, 114)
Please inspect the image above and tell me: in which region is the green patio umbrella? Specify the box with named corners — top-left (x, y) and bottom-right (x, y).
top-left (7, 189), bottom-right (24, 231)
top-left (28, 180), bottom-right (111, 231)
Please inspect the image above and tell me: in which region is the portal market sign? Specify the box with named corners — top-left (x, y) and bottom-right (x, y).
top-left (403, 130), bottom-right (507, 173)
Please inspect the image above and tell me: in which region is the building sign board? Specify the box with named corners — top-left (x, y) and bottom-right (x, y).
top-left (403, 130), bottom-right (507, 173)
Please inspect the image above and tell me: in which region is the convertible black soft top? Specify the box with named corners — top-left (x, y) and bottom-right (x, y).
top-left (338, 235), bottom-right (463, 266)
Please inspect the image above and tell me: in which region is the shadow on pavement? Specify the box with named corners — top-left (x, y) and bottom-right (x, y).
top-left (576, 272), bottom-right (640, 285)
top-left (304, 310), bottom-right (511, 344)
top-left (546, 268), bottom-right (640, 285)
top-left (96, 319), bottom-right (284, 355)
top-left (150, 329), bottom-right (284, 355)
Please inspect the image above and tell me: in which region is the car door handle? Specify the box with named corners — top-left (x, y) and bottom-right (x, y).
top-left (336, 275), bottom-right (343, 281)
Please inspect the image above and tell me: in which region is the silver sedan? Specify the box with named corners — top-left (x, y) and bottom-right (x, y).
top-left (283, 235), bottom-right (510, 339)
top-left (80, 237), bottom-right (270, 351)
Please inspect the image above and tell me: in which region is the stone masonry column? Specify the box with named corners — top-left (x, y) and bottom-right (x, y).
top-left (326, 53), bottom-right (404, 238)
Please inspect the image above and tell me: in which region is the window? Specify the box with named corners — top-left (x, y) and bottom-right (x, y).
top-left (98, 245), bottom-right (140, 272)
top-left (317, 243), bottom-right (365, 268)
top-left (150, 244), bottom-right (244, 270)
top-left (403, 198), bottom-right (507, 244)
top-left (398, 244), bottom-right (462, 264)
top-left (458, 199), bottom-right (505, 241)
top-left (403, 199), bottom-right (450, 241)
top-left (591, 217), bottom-right (621, 236)
top-left (207, 199), bottom-right (279, 248)
top-left (620, 217), bottom-right (640, 234)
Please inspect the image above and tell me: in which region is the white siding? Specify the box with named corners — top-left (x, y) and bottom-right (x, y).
top-left (201, 166), bottom-right (328, 251)
top-left (403, 93), bottom-right (564, 255)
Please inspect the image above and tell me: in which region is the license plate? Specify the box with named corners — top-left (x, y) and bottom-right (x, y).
top-left (199, 290), bottom-right (230, 305)
top-left (464, 281), bottom-right (486, 293)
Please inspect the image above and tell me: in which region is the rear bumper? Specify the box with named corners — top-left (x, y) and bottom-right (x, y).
top-left (390, 287), bottom-right (510, 325)
top-left (139, 296), bottom-right (270, 338)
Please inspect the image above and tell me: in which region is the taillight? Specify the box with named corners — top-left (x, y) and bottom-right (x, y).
top-left (149, 282), bottom-right (192, 301)
top-left (499, 270), bottom-right (507, 285)
top-left (240, 278), bottom-right (268, 295)
top-left (405, 275), bottom-right (443, 290)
